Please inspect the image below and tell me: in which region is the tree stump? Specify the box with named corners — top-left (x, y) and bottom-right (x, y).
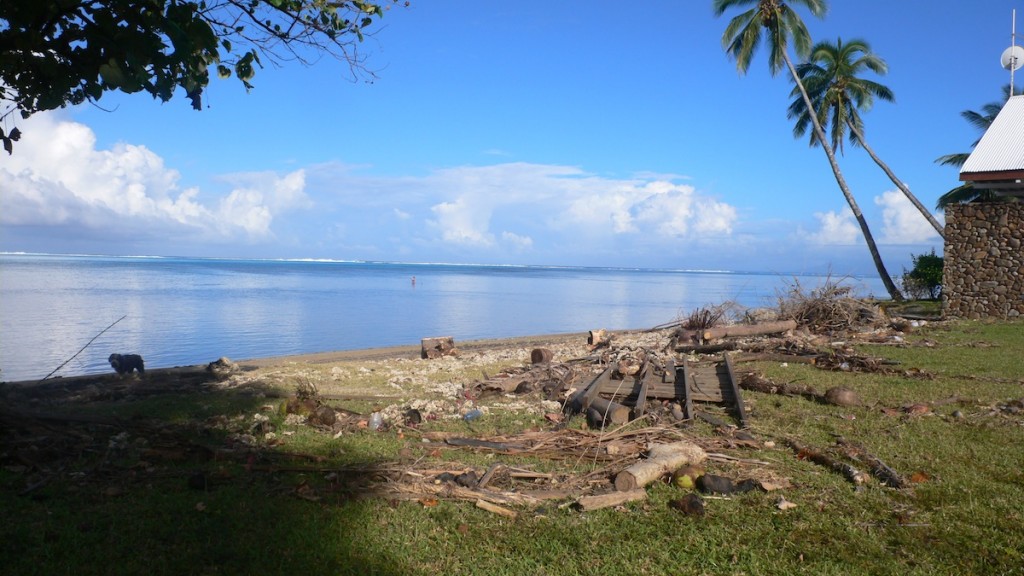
top-left (421, 336), bottom-right (457, 359)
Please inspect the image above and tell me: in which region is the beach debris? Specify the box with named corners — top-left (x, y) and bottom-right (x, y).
top-left (785, 438), bottom-right (870, 486)
top-left (776, 278), bottom-right (886, 333)
top-left (530, 348), bottom-right (554, 364)
top-left (476, 499), bottom-right (517, 518)
top-left (614, 441), bottom-right (707, 492)
top-left (587, 329), bottom-right (611, 349)
top-left (702, 320), bottom-right (797, 344)
top-left (668, 494), bottom-right (706, 516)
top-left (575, 489), bottom-right (647, 512)
top-left (836, 437), bottom-right (907, 488)
top-left (206, 356), bottom-right (238, 378)
top-left (421, 336), bottom-right (458, 359)
top-left (671, 464), bottom-right (704, 489)
top-left (776, 497), bottom-right (798, 511)
top-left (695, 474), bottom-right (761, 495)
top-left (823, 387), bottom-right (861, 408)
top-left (739, 372), bottom-right (819, 401)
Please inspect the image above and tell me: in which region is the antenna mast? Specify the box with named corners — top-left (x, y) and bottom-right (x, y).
top-left (1001, 9), bottom-right (1023, 93)
top-left (1013, 9), bottom-right (1017, 95)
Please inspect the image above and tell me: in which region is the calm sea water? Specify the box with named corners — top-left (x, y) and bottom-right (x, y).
top-left (0, 254), bottom-right (886, 382)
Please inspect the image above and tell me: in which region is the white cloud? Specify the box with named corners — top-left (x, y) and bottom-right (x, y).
top-left (805, 208), bottom-right (861, 245)
top-left (0, 113), bottom-right (310, 242)
top-left (417, 165), bottom-right (737, 251)
top-left (501, 231), bottom-right (533, 250)
top-left (874, 189), bottom-right (943, 244)
top-left (1, 117), bottom-right (742, 263)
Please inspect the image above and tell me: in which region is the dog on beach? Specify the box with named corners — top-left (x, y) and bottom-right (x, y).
top-left (109, 353), bottom-right (145, 376)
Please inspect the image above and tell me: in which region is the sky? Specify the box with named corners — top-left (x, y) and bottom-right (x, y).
top-left (1, 1), bottom-right (1020, 276)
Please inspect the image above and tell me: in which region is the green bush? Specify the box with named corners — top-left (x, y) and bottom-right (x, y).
top-left (901, 249), bottom-right (943, 300)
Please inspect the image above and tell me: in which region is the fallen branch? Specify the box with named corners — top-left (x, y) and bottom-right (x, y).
top-left (837, 438), bottom-right (907, 489)
top-left (476, 499), bottom-right (518, 518)
top-left (785, 438), bottom-right (869, 485)
top-left (739, 373), bottom-right (819, 400)
top-left (38, 315), bottom-right (126, 383)
top-left (575, 489), bottom-right (647, 511)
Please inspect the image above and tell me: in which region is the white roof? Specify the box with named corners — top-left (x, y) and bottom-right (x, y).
top-left (961, 94), bottom-right (1024, 178)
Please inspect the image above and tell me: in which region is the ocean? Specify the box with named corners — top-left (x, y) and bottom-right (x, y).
top-left (0, 254), bottom-right (886, 382)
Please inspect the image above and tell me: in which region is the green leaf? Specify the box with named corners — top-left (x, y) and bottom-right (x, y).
top-left (217, 65), bottom-right (231, 79)
top-left (98, 59), bottom-right (128, 88)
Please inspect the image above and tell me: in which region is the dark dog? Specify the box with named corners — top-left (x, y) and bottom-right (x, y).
top-left (109, 353), bottom-right (145, 376)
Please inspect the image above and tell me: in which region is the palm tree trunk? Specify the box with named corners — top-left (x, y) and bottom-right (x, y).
top-left (847, 122), bottom-right (945, 239)
top-left (781, 52), bottom-right (904, 301)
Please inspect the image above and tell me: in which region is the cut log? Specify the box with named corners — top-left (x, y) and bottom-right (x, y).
top-left (421, 336), bottom-right (457, 359)
top-left (614, 441), bottom-right (707, 491)
top-left (575, 489), bottom-right (648, 511)
top-left (587, 329), bottom-right (611, 348)
top-left (588, 397), bottom-right (631, 425)
top-left (701, 320), bottom-right (797, 341)
top-left (530, 348), bottom-right (554, 364)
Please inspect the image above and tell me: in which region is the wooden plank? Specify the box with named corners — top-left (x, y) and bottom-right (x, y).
top-left (567, 367), bottom-right (612, 413)
top-left (679, 361), bottom-right (694, 420)
top-left (723, 352), bottom-right (748, 428)
top-left (632, 360), bottom-right (651, 420)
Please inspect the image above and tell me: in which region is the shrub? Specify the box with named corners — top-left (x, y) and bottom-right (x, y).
top-left (901, 249), bottom-right (943, 300)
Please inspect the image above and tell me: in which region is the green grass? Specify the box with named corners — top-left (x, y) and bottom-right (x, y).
top-left (2, 320), bottom-right (1023, 575)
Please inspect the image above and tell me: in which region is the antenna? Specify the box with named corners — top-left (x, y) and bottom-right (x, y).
top-left (1003, 9), bottom-right (1023, 95)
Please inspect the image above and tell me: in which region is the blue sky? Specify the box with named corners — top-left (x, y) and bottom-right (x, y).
top-left (1, 1), bottom-right (1020, 275)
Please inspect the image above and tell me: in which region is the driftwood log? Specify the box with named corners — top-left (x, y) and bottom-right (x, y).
top-left (614, 441), bottom-right (707, 491)
top-left (702, 320), bottom-right (797, 341)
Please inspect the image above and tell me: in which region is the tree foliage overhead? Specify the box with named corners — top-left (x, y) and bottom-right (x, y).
top-left (0, 0), bottom-right (402, 153)
top-left (787, 37), bottom-right (893, 154)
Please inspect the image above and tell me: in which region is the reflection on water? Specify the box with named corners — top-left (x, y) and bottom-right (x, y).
top-left (0, 255), bottom-right (886, 381)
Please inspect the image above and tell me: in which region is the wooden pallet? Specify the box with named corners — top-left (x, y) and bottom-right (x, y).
top-left (571, 353), bottom-right (748, 428)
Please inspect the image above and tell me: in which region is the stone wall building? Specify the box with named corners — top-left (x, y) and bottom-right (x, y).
top-left (943, 202), bottom-right (1024, 319)
top-left (943, 94), bottom-right (1024, 319)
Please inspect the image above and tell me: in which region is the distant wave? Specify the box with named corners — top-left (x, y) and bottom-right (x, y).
top-left (0, 252), bottom-right (855, 279)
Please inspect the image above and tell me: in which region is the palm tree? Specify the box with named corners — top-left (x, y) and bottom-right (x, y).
top-left (712, 0), bottom-right (903, 300)
top-left (934, 84), bottom-right (1018, 207)
top-left (788, 38), bottom-right (945, 238)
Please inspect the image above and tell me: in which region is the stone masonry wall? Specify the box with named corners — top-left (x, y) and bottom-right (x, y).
top-left (943, 202), bottom-right (1024, 319)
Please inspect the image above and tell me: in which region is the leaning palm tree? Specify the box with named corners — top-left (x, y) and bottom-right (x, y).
top-left (712, 0), bottom-right (903, 300)
top-left (934, 84), bottom-right (1018, 207)
top-left (788, 37), bottom-right (945, 238)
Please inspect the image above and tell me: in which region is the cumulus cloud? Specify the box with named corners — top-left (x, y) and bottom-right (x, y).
top-left (418, 164), bottom-right (737, 249)
top-left (875, 189), bottom-right (943, 244)
top-left (0, 113), bottom-right (311, 243)
top-left (430, 196), bottom-right (496, 247)
top-left (805, 208), bottom-right (861, 245)
top-left (1, 116), bottom-right (741, 263)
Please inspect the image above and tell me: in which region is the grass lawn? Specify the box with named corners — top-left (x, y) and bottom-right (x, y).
top-left (1, 319), bottom-right (1022, 575)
